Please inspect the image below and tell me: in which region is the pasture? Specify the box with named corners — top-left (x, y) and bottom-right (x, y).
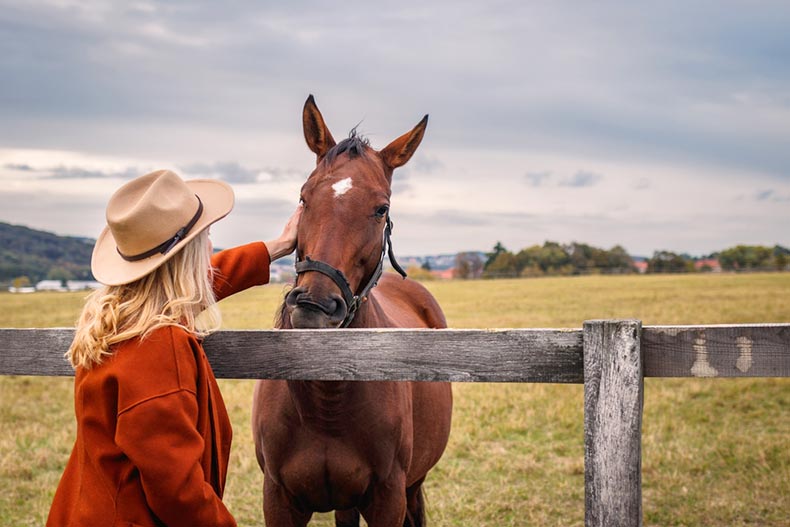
top-left (1, 272), bottom-right (789, 526)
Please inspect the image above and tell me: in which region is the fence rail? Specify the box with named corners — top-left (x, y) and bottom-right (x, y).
top-left (2, 323), bottom-right (788, 380)
top-left (1, 321), bottom-right (788, 527)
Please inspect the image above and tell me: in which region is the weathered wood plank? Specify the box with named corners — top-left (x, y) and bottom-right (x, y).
top-left (584, 320), bottom-right (643, 527)
top-left (0, 328), bottom-right (584, 382)
top-left (205, 328), bottom-right (584, 382)
top-left (643, 324), bottom-right (790, 378)
top-left (0, 328), bottom-right (75, 376)
top-left (2, 324), bottom-right (788, 380)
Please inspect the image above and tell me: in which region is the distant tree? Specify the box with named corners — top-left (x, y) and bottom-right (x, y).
top-left (719, 245), bottom-right (773, 270)
top-left (774, 245), bottom-right (789, 271)
top-left (421, 260), bottom-right (432, 272)
top-left (405, 265), bottom-right (435, 281)
top-left (455, 252), bottom-right (484, 279)
top-left (485, 242), bottom-right (508, 270)
top-left (567, 242), bottom-right (594, 273)
top-left (538, 241), bottom-right (571, 274)
top-left (515, 245), bottom-right (542, 274)
top-left (47, 266), bottom-right (74, 285)
top-left (482, 251), bottom-right (518, 278)
top-left (606, 245), bottom-right (635, 274)
top-left (12, 276), bottom-right (31, 288)
top-left (775, 252), bottom-right (788, 271)
top-left (647, 251), bottom-right (693, 273)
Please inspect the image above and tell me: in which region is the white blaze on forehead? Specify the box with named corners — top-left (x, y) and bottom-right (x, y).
top-left (332, 177), bottom-right (353, 197)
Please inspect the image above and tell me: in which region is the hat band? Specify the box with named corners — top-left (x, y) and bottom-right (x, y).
top-left (117, 196), bottom-right (204, 262)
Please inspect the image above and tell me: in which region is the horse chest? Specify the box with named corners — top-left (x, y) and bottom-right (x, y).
top-left (268, 382), bottom-right (413, 510)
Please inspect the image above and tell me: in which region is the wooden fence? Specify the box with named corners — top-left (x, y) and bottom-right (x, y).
top-left (1, 321), bottom-right (788, 526)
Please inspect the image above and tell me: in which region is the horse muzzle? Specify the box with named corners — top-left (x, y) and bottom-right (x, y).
top-left (285, 287), bottom-right (348, 329)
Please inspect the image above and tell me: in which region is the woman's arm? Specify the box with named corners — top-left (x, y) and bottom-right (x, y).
top-left (264, 203), bottom-right (302, 262)
top-left (210, 204), bottom-right (302, 300)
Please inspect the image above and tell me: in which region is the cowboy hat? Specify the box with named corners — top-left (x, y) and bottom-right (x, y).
top-left (91, 169), bottom-right (234, 286)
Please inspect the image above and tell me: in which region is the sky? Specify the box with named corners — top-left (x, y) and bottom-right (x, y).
top-left (1, 1), bottom-right (789, 258)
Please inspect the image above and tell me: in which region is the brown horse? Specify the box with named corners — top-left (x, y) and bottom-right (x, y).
top-left (252, 96), bottom-right (452, 527)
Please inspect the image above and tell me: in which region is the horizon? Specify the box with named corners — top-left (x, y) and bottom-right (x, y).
top-left (3, 219), bottom-right (782, 262)
top-left (1, 2), bottom-right (788, 256)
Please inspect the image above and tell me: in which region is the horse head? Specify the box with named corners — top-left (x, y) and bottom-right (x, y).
top-left (285, 95), bottom-right (428, 329)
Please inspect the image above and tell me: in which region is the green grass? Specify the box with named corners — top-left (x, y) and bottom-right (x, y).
top-left (1, 273), bottom-right (789, 526)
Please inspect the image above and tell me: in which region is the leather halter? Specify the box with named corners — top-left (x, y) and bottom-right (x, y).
top-left (294, 215), bottom-right (407, 328)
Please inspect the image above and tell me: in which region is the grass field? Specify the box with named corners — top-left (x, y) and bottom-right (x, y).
top-left (1, 272), bottom-right (789, 526)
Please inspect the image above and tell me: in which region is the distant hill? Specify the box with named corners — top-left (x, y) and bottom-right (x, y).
top-left (0, 222), bottom-right (94, 286)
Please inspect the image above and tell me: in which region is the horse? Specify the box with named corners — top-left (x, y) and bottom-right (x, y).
top-left (252, 95), bottom-right (453, 527)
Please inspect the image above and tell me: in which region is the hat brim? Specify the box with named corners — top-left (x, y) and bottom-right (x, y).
top-left (91, 179), bottom-right (234, 286)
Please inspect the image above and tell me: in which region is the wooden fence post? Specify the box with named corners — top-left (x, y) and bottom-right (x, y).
top-left (583, 319), bottom-right (644, 527)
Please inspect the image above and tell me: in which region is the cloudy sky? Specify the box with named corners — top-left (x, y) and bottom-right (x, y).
top-left (1, 1), bottom-right (789, 257)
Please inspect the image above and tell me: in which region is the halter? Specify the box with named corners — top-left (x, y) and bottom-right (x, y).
top-left (294, 215), bottom-right (407, 328)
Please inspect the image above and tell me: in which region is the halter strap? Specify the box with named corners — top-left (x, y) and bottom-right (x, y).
top-left (117, 195), bottom-right (204, 262)
top-left (294, 215), bottom-right (407, 328)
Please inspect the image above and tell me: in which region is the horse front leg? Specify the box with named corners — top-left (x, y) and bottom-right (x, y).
top-left (404, 478), bottom-right (426, 527)
top-left (263, 473), bottom-right (312, 527)
top-left (335, 508), bottom-right (360, 526)
top-left (360, 472), bottom-right (407, 527)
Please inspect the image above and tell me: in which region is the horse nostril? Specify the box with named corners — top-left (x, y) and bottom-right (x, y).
top-left (326, 294), bottom-right (347, 323)
top-left (285, 287), bottom-right (307, 308)
top-left (286, 288), bottom-right (346, 320)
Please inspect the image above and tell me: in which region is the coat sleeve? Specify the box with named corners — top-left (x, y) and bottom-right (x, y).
top-left (211, 241), bottom-right (271, 301)
top-left (115, 390), bottom-right (237, 527)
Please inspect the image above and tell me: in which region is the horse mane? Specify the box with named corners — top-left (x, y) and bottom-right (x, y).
top-left (323, 127), bottom-right (370, 165)
top-left (274, 291), bottom-right (293, 330)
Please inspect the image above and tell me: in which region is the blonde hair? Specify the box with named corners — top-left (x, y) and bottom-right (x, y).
top-left (68, 231), bottom-right (221, 369)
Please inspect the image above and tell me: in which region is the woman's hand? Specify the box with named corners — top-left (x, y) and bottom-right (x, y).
top-left (265, 203), bottom-right (302, 262)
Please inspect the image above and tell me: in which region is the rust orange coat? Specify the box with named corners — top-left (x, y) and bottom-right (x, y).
top-left (47, 242), bottom-right (271, 527)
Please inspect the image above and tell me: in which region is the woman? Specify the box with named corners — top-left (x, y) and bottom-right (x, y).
top-left (47, 169), bottom-right (301, 527)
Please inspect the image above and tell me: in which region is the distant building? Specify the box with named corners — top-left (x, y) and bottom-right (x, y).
top-left (269, 262), bottom-right (296, 283)
top-left (694, 258), bottom-right (722, 272)
top-left (67, 280), bottom-right (102, 291)
top-left (36, 280), bottom-right (66, 291)
top-left (8, 286), bottom-right (36, 294)
top-left (430, 268), bottom-right (456, 280)
top-left (633, 261), bottom-right (648, 274)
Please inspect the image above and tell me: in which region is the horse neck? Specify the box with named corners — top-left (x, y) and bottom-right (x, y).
top-left (286, 380), bottom-right (359, 435)
top-left (347, 290), bottom-right (389, 328)
top-left (276, 293), bottom-right (387, 434)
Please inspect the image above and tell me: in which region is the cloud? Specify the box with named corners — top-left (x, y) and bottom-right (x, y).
top-left (3, 163), bottom-right (141, 179)
top-left (391, 173), bottom-right (413, 196)
top-left (4, 163), bottom-right (34, 171)
top-left (412, 154), bottom-right (444, 174)
top-left (181, 161), bottom-right (260, 183)
top-left (755, 189), bottom-right (790, 202)
top-left (560, 170), bottom-right (603, 188)
top-left (524, 170), bottom-right (552, 187)
top-left (1, 1), bottom-right (790, 257)
top-left (179, 161), bottom-right (305, 184)
top-left (47, 166), bottom-right (141, 180)
top-left (524, 169), bottom-right (605, 188)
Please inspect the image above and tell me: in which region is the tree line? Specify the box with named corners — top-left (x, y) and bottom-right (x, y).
top-left (0, 222), bottom-right (94, 286)
top-left (3, 220), bottom-right (789, 286)
top-left (451, 242), bottom-right (790, 279)
top-left (474, 241), bottom-right (635, 278)
top-left (644, 245), bottom-right (789, 273)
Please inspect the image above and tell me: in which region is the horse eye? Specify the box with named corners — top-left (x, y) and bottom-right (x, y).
top-left (375, 205), bottom-right (389, 218)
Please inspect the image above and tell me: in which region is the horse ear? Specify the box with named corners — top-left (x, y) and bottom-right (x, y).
top-left (380, 115), bottom-right (429, 170)
top-left (303, 94), bottom-right (336, 161)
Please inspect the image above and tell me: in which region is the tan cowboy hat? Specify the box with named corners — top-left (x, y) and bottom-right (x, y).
top-left (91, 169), bottom-right (234, 286)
